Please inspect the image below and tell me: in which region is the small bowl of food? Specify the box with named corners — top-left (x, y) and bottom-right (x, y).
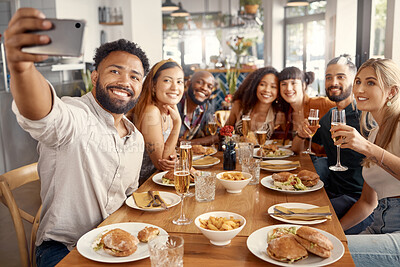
top-left (216, 171), bottom-right (252, 193)
top-left (194, 211), bottom-right (246, 246)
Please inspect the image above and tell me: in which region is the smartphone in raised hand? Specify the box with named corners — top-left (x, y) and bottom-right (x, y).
top-left (22, 18), bottom-right (86, 57)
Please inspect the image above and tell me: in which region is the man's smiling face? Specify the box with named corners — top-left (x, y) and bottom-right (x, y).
top-left (92, 51), bottom-right (144, 114)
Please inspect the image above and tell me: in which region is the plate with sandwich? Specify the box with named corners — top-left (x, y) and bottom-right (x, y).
top-left (126, 191), bottom-right (181, 211)
top-left (260, 170), bottom-right (323, 193)
top-left (192, 145), bottom-right (218, 160)
top-left (253, 146), bottom-right (294, 159)
top-left (246, 224), bottom-right (344, 266)
top-left (192, 156), bottom-right (220, 168)
top-left (260, 160), bottom-right (300, 172)
top-left (152, 171), bottom-right (195, 187)
top-left (268, 203), bottom-right (330, 225)
top-left (77, 222), bottom-right (167, 263)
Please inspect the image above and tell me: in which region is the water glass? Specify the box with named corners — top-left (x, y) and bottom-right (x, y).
top-left (148, 235), bottom-right (184, 267)
top-left (242, 158), bottom-right (261, 185)
top-left (195, 171), bottom-right (216, 202)
top-left (237, 142), bottom-right (253, 164)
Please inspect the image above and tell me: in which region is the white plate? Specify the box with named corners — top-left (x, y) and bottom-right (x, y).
top-left (246, 224), bottom-right (344, 267)
top-left (77, 222), bottom-right (168, 263)
top-left (192, 158), bottom-right (220, 169)
top-left (193, 146), bottom-right (218, 160)
top-left (268, 203), bottom-right (328, 225)
top-left (253, 148), bottom-right (294, 159)
top-left (152, 171), bottom-right (195, 187)
top-left (260, 175), bottom-right (324, 194)
top-left (260, 160), bottom-right (298, 172)
top-left (265, 140), bottom-right (292, 148)
top-left (125, 192), bottom-right (181, 211)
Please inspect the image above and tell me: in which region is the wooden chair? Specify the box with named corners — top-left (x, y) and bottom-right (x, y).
top-left (0, 163), bottom-right (41, 267)
top-left (215, 110), bottom-right (231, 127)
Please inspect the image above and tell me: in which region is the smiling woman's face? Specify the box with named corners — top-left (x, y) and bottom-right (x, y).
top-left (256, 73), bottom-right (279, 104)
top-left (353, 66), bottom-right (388, 114)
top-left (154, 66), bottom-right (185, 105)
top-left (279, 78), bottom-right (304, 105)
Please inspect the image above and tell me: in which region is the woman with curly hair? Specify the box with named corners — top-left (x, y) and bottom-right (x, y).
top-left (127, 59), bottom-right (184, 185)
top-left (331, 58), bottom-right (400, 266)
top-left (225, 66), bottom-right (280, 141)
top-left (277, 66), bottom-right (335, 142)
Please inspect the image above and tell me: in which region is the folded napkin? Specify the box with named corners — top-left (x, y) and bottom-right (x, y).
top-left (273, 205), bottom-right (332, 221)
top-left (261, 161), bottom-right (300, 169)
top-left (193, 156), bottom-right (219, 166)
top-left (132, 191), bottom-right (166, 209)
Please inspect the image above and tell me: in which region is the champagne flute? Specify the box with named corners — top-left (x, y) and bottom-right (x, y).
top-left (173, 158), bottom-right (192, 225)
top-left (180, 141), bottom-right (193, 197)
top-left (255, 122), bottom-right (268, 148)
top-left (302, 109), bottom-right (319, 155)
top-left (207, 113), bottom-right (218, 149)
top-left (241, 115), bottom-right (251, 139)
top-left (329, 109), bottom-right (348, 171)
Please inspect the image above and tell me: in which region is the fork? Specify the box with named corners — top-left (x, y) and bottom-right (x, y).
top-left (147, 191), bottom-right (161, 207)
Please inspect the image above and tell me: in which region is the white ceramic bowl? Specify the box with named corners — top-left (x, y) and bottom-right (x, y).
top-left (216, 171), bottom-right (252, 193)
top-left (195, 211), bottom-right (246, 246)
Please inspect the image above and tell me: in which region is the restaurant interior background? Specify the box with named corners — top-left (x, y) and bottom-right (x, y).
top-left (0, 0), bottom-right (399, 266)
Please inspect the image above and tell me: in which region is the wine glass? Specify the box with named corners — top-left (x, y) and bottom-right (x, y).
top-left (173, 158), bottom-right (192, 225)
top-left (329, 109), bottom-right (348, 171)
top-left (255, 122), bottom-right (268, 148)
top-left (180, 141), bottom-right (193, 197)
top-left (207, 113), bottom-right (218, 149)
top-left (241, 115), bottom-right (251, 139)
top-left (302, 109), bottom-right (319, 155)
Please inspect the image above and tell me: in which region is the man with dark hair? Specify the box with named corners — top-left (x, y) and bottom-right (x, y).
top-left (177, 71), bottom-right (219, 145)
top-left (292, 55), bottom-right (373, 234)
top-left (4, 8), bottom-right (149, 267)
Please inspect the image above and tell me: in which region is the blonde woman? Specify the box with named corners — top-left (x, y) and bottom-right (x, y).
top-left (331, 58), bottom-right (400, 266)
top-left (128, 59), bottom-right (184, 185)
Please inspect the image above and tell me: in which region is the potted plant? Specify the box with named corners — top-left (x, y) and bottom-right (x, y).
top-left (240, 0), bottom-right (261, 14)
top-left (192, 15), bottom-right (203, 29)
top-left (174, 16), bottom-right (187, 30)
top-left (162, 16), bottom-right (173, 31)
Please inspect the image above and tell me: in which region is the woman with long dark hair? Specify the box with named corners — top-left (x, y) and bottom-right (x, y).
top-left (226, 66), bottom-right (280, 140)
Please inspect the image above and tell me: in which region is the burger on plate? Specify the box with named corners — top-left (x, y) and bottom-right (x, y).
top-left (162, 169), bottom-right (196, 185)
top-left (98, 228), bottom-right (139, 257)
top-left (297, 170), bottom-right (320, 187)
top-left (271, 172), bottom-right (292, 182)
top-left (294, 226), bottom-right (334, 258)
top-left (267, 234), bottom-right (308, 263)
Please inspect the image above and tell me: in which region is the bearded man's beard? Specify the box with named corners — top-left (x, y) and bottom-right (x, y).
top-left (95, 80), bottom-right (139, 114)
top-left (326, 84), bottom-right (352, 102)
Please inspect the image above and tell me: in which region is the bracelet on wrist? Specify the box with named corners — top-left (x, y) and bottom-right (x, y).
top-left (295, 132), bottom-right (307, 140)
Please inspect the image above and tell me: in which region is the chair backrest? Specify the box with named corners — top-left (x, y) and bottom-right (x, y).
top-left (0, 163), bottom-right (41, 267)
top-left (215, 110), bottom-right (231, 127)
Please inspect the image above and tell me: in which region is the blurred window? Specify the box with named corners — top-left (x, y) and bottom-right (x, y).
top-left (284, 1), bottom-right (326, 96)
top-left (370, 0), bottom-right (387, 58)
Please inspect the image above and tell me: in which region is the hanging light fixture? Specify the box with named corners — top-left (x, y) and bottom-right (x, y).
top-left (286, 0), bottom-right (309, 6)
top-left (171, 2), bottom-right (190, 17)
top-left (162, 0), bottom-right (179, 12)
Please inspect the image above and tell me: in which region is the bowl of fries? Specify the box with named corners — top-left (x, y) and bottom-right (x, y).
top-left (195, 211), bottom-right (246, 246)
top-left (216, 171), bottom-right (252, 193)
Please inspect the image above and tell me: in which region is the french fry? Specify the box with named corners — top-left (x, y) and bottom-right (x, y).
top-left (198, 216), bottom-right (241, 231)
top-left (220, 172), bottom-right (247, 181)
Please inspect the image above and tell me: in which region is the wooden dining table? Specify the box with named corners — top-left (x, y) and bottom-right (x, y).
top-left (57, 151), bottom-right (355, 266)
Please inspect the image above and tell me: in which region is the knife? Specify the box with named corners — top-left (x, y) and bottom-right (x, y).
top-left (268, 212), bottom-right (332, 217)
top-left (147, 191), bottom-right (160, 207)
top-left (154, 194), bottom-right (168, 210)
